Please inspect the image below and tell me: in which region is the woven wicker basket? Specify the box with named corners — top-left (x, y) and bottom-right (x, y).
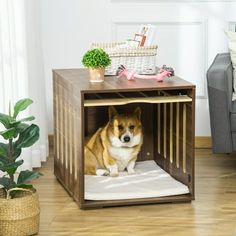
top-left (91, 42), bottom-right (158, 75)
top-left (0, 188), bottom-right (40, 236)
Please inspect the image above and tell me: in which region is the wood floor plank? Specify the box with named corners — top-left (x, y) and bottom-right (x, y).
top-left (34, 149), bottom-right (236, 236)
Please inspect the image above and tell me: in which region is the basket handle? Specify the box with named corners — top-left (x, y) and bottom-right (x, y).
top-left (6, 187), bottom-right (33, 200)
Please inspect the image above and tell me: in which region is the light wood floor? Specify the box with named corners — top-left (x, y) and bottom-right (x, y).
top-left (35, 149), bottom-right (236, 236)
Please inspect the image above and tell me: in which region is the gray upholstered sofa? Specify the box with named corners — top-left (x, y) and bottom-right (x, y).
top-left (207, 53), bottom-right (236, 153)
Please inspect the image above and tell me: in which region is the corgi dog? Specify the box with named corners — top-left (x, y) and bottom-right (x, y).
top-left (84, 106), bottom-right (143, 177)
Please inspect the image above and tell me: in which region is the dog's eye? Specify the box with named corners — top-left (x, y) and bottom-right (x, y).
top-left (129, 125), bottom-right (135, 130)
top-left (118, 125), bottom-right (123, 130)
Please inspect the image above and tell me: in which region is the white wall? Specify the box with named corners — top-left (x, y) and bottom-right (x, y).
top-left (40, 0), bottom-right (236, 136)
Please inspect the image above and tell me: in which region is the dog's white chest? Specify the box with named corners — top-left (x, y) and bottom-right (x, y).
top-left (108, 147), bottom-right (134, 171)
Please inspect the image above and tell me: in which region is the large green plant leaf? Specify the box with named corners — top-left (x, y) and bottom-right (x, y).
top-left (13, 98), bottom-right (33, 118)
top-left (0, 177), bottom-right (14, 189)
top-left (15, 123), bottom-right (29, 132)
top-left (17, 170), bottom-right (43, 184)
top-left (15, 124), bottom-right (39, 149)
top-left (0, 113), bottom-right (12, 129)
top-left (12, 145), bottom-right (22, 160)
top-left (10, 116), bottom-right (35, 125)
top-left (0, 157), bottom-right (8, 167)
top-left (14, 183), bottom-right (33, 189)
top-left (12, 122), bottom-right (30, 139)
top-left (0, 128), bottom-right (16, 140)
top-left (11, 123), bottom-right (30, 139)
top-left (0, 143), bottom-right (8, 158)
top-left (0, 159), bottom-right (24, 175)
top-left (18, 116), bottom-right (35, 123)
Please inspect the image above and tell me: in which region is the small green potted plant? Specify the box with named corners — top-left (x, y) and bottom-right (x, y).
top-left (0, 98), bottom-right (42, 236)
top-left (82, 48), bottom-right (111, 82)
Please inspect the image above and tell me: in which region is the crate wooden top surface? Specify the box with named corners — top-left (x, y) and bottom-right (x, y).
top-left (53, 69), bottom-right (195, 93)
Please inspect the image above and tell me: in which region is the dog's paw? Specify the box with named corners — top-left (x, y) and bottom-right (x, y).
top-left (108, 164), bottom-right (118, 177)
top-left (110, 172), bottom-right (119, 177)
top-left (127, 169), bottom-right (136, 175)
top-left (96, 169), bottom-right (110, 176)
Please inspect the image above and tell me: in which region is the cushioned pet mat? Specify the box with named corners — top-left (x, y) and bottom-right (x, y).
top-left (85, 160), bottom-right (189, 200)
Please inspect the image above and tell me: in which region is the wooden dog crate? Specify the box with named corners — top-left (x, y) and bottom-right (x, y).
top-left (53, 69), bottom-right (195, 209)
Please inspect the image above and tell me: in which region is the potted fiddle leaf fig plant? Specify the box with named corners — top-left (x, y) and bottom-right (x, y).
top-left (0, 98), bottom-right (42, 236)
top-left (82, 48), bottom-right (111, 82)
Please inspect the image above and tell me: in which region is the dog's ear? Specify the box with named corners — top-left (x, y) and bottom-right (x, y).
top-left (109, 106), bottom-right (118, 120)
top-left (134, 107), bottom-right (141, 120)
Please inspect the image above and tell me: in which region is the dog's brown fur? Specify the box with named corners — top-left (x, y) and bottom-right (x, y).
top-left (84, 106), bottom-right (143, 176)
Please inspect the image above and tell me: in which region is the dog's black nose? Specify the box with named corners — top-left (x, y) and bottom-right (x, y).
top-left (124, 136), bottom-right (130, 143)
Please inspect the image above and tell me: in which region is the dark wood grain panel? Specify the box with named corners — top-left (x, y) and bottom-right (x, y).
top-left (53, 69), bottom-right (195, 93)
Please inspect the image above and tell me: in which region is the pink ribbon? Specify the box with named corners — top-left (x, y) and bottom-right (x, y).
top-left (117, 66), bottom-right (173, 82)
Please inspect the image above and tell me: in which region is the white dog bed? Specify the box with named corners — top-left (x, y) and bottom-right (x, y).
top-left (85, 160), bottom-right (189, 200)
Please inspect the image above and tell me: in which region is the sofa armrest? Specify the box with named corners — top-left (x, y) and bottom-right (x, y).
top-left (207, 53), bottom-right (233, 153)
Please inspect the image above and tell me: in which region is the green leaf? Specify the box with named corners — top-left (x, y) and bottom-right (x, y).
top-left (0, 128), bottom-right (16, 140)
top-left (0, 158), bottom-right (8, 167)
top-left (0, 113), bottom-right (12, 129)
top-left (15, 123), bottom-right (29, 132)
top-left (12, 123), bottom-right (30, 139)
top-left (10, 116), bottom-right (35, 125)
top-left (0, 159), bottom-right (24, 175)
top-left (19, 116), bottom-right (35, 123)
top-left (12, 145), bottom-right (22, 160)
top-left (15, 124), bottom-right (39, 149)
top-left (14, 183), bottom-right (33, 189)
top-left (17, 170), bottom-right (43, 184)
top-left (0, 143), bottom-right (8, 158)
top-left (0, 177), bottom-right (13, 189)
top-left (13, 98), bottom-right (33, 118)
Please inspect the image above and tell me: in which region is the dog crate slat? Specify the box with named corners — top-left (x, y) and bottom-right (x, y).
top-left (176, 102), bottom-right (180, 168)
top-left (84, 95), bottom-right (192, 107)
top-left (73, 110), bottom-right (78, 181)
top-left (183, 103), bottom-right (187, 173)
top-left (163, 103), bottom-right (167, 158)
top-left (138, 91), bottom-right (148, 97)
top-left (157, 103), bottom-right (161, 154)
top-left (169, 103), bottom-right (173, 163)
